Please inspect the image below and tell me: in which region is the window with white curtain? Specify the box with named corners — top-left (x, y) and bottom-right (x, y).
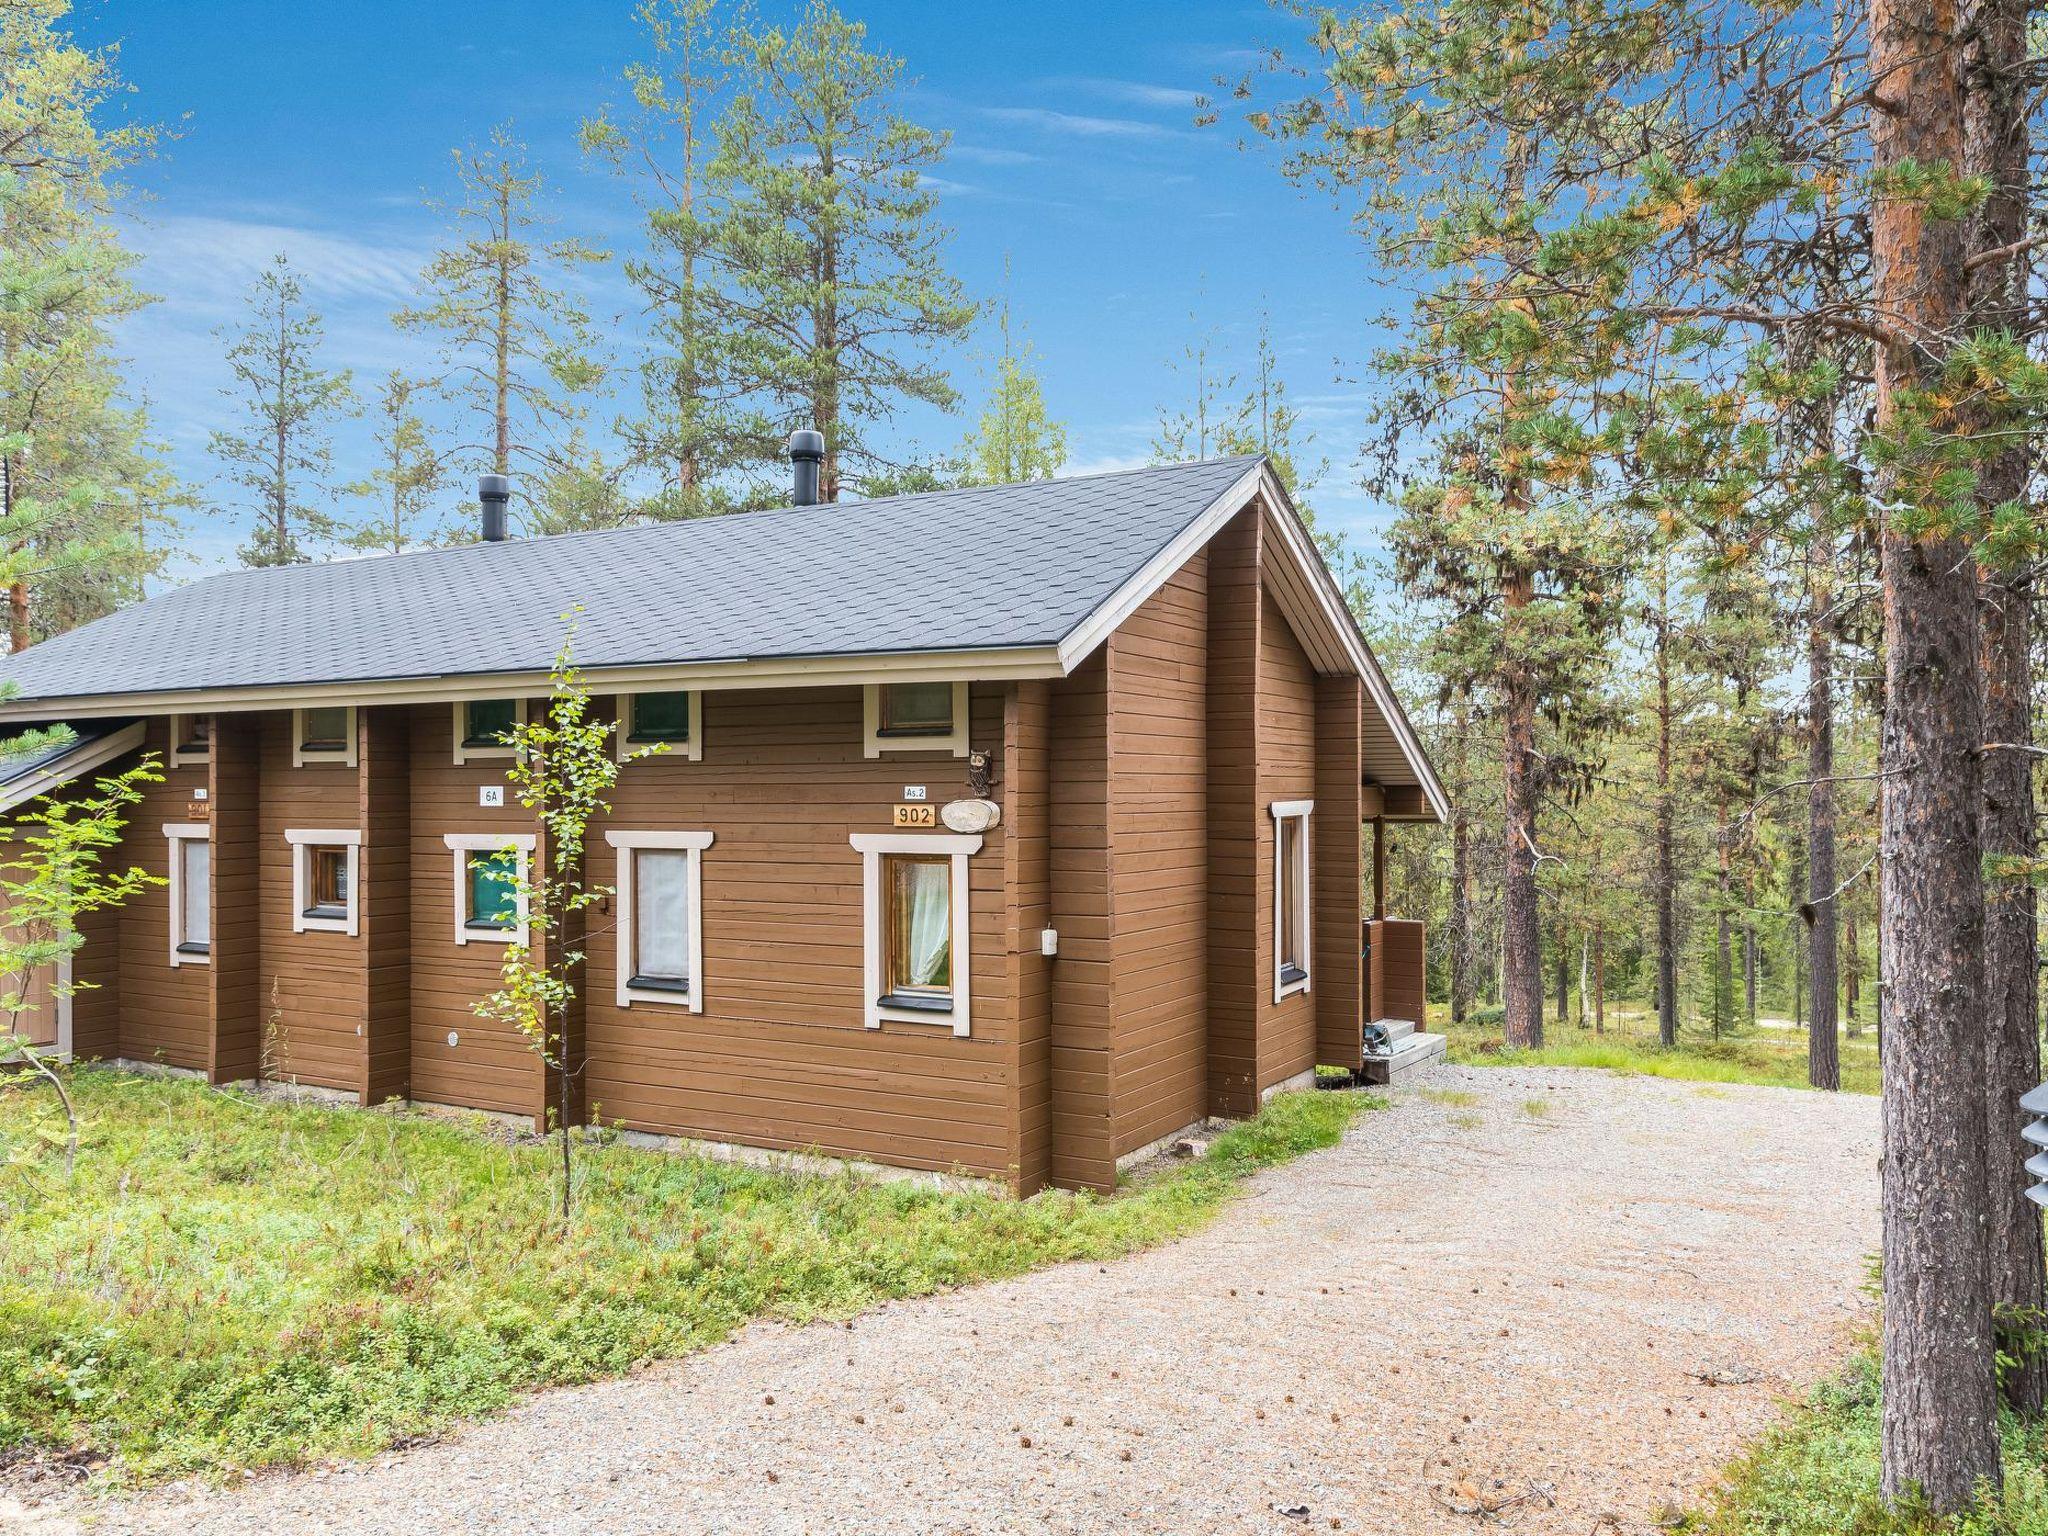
top-left (165, 822), bottom-right (211, 965)
top-left (605, 830), bottom-right (712, 1010)
top-left (849, 831), bottom-right (981, 1035)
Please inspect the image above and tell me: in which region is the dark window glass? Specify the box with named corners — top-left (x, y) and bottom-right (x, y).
top-left (879, 682), bottom-right (953, 736)
top-left (464, 698), bottom-right (519, 748)
top-left (308, 846), bottom-right (349, 916)
top-left (178, 715), bottom-right (211, 753)
top-left (301, 706), bottom-right (350, 752)
top-left (465, 849), bottom-right (518, 928)
top-left (629, 692), bottom-right (691, 743)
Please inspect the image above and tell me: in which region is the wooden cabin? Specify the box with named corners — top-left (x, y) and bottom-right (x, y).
top-left (0, 454), bottom-right (1447, 1194)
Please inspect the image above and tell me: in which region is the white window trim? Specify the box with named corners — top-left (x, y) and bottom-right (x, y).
top-left (442, 832), bottom-right (536, 945)
top-left (862, 681), bottom-right (969, 758)
top-left (616, 691), bottom-right (703, 763)
top-left (604, 830), bottom-right (713, 1010)
top-left (292, 705), bottom-right (358, 768)
top-left (1271, 799), bottom-right (1314, 1004)
top-left (285, 827), bottom-right (362, 937)
top-left (164, 821), bottom-right (210, 967)
top-left (452, 699), bottom-right (527, 765)
top-left (168, 713), bottom-right (211, 769)
top-left (848, 830), bottom-right (981, 1036)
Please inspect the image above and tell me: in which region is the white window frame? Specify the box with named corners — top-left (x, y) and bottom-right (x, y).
top-left (862, 681), bottom-right (969, 758)
top-left (168, 713), bottom-right (211, 769)
top-left (452, 698), bottom-right (528, 766)
top-left (292, 705), bottom-right (358, 768)
top-left (604, 830), bottom-right (713, 1010)
top-left (848, 830), bottom-right (980, 1036)
top-left (442, 832), bottom-right (535, 945)
top-left (165, 821), bottom-right (211, 967)
top-left (285, 827), bottom-right (362, 936)
top-left (1271, 799), bottom-right (1314, 1003)
top-left (616, 691), bottom-right (702, 763)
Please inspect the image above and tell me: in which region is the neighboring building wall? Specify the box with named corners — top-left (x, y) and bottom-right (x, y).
top-left (115, 716), bottom-right (210, 1070)
top-left (256, 710), bottom-right (363, 1094)
top-left (578, 684), bottom-right (1017, 1181)
top-left (407, 700), bottom-right (541, 1119)
top-left (1254, 589), bottom-right (1318, 1094)
top-left (1106, 554), bottom-right (1209, 1158)
top-left (1205, 508), bottom-right (1262, 1119)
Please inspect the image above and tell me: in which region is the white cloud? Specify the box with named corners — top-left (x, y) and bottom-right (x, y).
top-left (949, 144), bottom-right (1039, 166)
top-left (1047, 76), bottom-right (1201, 109)
top-left (980, 106), bottom-right (1178, 140)
top-left (124, 213), bottom-right (432, 319)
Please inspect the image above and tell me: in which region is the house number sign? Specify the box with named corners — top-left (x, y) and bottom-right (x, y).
top-left (892, 803), bottom-right (937, 828)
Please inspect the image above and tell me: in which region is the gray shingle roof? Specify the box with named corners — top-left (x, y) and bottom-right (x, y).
top-left (0, 457), bottom-right (1262, 707)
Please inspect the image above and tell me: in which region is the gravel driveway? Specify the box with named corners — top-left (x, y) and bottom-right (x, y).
top-left (20, 1066), bottom-right (1879, 1536)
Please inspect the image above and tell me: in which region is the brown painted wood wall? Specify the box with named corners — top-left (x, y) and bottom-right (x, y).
top-left (255, 711), bottom-right (363, 1093)
top-left (1254, 589), bottom-right (1319, 1095)
top-left (1368, 918), bottom-right (1428, 1026)
top-left (360, 706), bottom-right (412, 1104)
top-left (1047, 654), bottom-right (1114, 1189)
top-left (1314, 676), bottom-right (1365, 1070)
top-left (578, 684), bottom-right (1015, 1179)
top-left (1005, 680), bottom-right (1054, 1193)
top-left (1106, 554), bottom-right (1210, 1158)
top-left (1205, 508), bottom-right (1262, 1119)
top-left (207, 713), bottom-right (263, 1085)
top-left (113, 717), bottom-right (210, 1069)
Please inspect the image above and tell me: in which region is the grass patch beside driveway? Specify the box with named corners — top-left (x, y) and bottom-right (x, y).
top-left (0, 1069), bottom-right (1369, 1484)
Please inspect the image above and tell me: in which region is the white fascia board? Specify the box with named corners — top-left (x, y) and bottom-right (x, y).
top-left (0, 721), bottom-right (148, 815)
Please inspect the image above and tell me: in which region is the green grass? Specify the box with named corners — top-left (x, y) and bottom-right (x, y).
top-left (0, 1068), bottom-right (1374, 1482)
top-left (1442, 1007), bottom-right (1881, 1095)
top-left (1695, 1344), bottom-right (2048, 1534)
top-left (1419, 1086), bottom-right (1479, 1107)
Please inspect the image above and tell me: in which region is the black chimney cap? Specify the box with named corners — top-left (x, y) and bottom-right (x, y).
top-left (788, 430), bottom-right (825, 506)
top-left (787, 430), bottom-right (825, 462)
top-left (478, 474), bottom-right (513, 542)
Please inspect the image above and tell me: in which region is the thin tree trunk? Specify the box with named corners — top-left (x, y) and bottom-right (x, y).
top-left (1593, 923), bottom-right (1605, 1034)
top-left (1449, 702), bottom-right (1475, 1025)
top-left (1653, 548), bottom-right (1678, 1048)
top-left (1963, 0), bottom-right (2045, 1416)
top-left (1555, 921), bottom-right (1569, 1024)
top-left (1870, 0), bottom-right (2001, 1495)
top-left (1844, 912), bottom-right (1862, 1032)
top-left (1500, 561), bottom-right (1543, 1050)
top-left (1808, 520), bottom-right (1842, 1089)
top-left (1714, 797), bottom-right (1732, 1039)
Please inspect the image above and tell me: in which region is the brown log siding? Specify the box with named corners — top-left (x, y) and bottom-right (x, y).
top-left (1255, 590), bottom-right (1318, 1093)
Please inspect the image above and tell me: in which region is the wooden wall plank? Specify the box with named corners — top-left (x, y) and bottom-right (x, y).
top-left (207, 713), bottom-right (262, 1085)
top-left (1048, 655), bottom-right (1115, 1190)
top-left (361, 705), bottom-right (411, 1103)
top-left (1205, 507), bottom-right (1262, 1118)
top-left (1314, 674), bottom-right (1365, 1069)
top-left (1254, 588), bottom-right (1319, 1093)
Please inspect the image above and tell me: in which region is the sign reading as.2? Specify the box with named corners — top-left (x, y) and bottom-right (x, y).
top-left (893, 803), bottom-right (937, 828)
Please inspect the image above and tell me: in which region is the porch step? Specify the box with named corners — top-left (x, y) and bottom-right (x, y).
top-left (1359, 1030), bottom-right (1447, 1087)
top-left (1375, 1017), bottom-right (1417, 1044)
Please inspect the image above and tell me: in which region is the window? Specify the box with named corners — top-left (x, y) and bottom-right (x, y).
top-left (292, 705), bottom-right (357, 768)
top-left (452, 698), bottom-right (525, 765)
top-left (604, 830), bottom-right (713, 1010)
top-left (617, 691), bottom-right (702, 763)
top-left (285, 828), bottom-right (361, 936)
top-left (1271, 800), bottom-right (1314, 1002)
top-left (848, 831), bottom-right (981, 1035)
top-left (442, 832), bottom-right (535, 944)
top-left (862, 681), bottom-right (968, 758)
top-left (169, 713), bottom-right (211, 768)
top-left (165, 822), bottom-right (211, 965)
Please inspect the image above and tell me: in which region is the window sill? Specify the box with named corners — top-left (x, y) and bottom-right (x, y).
top-left (171, 942), bottom-right (211, 967)
top-left (1276, 966), bottom-right (1311, 1003)
top-left (625, 733), bottom-right (690, 747)
top-left (873, 992), bottom-right (967, 1036)
top-left (622, 976), bottom-right (700, 1011)
top-left (459, 921), bottom-right (521, 945)
top-left (297, 906), bottom-right (354, 935)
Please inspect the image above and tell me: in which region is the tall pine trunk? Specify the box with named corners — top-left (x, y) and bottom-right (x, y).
top-left (1870, 0), bottom-right (2001, 1498)
top-left (1962, 0), bottom-right (2046, 1417)
top-left (1449, 700), bottom-right (1476, 1023)
top-left (1653, 549), bottom-right (1679, 1047)
top-left (1714, 797), bottom-right (1732, 1039)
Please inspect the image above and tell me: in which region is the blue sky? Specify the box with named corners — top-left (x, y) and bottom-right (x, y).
top-left (76, 0), bottom-right (1401, 572)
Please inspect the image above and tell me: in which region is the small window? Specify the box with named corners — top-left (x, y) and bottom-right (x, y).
top-left (605, 830), bottom-right (713, 1010)
top-left (293, 705), bottom-right (358, 767)
top-left (451, 699), bottom-right (525, 764)
top-left (618, 691), bottom-right (702, 762)
top-left (883, 854), bottom-right (951, 1007)
top-left (165, 823), bottom-right (210, 965)
top-left (1271, 800), bottom-right (1314, 1002)
top-left (169, 713), bottom-right (211, 767)
top-left (286, 829), bottom-right (361, 935)
top-left (849, 831), bottom-right (981, 1034)
top-left (442, 833), bottom-right (534, 944)
top-left (862, 681), bottom-right (968, 757)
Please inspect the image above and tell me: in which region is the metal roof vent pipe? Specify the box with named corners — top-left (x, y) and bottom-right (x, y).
top-left (478, 474), bottom-right (513, 542)
top-left (788, 429), bottom-right (825, 507)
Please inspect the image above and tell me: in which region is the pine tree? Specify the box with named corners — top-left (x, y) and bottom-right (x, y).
top-left (209, 254), bottom-right (355, 568)
top-left (344, 372), bottom-right (445, 554)
top-left (583, 0), bottom-right (747, 519)
top-left (397, 124), bottom-right (606, 515)
top-left (959, 275), bottom-right (1065, 486)
top-left (677, 1), bottom-right (977, 502)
